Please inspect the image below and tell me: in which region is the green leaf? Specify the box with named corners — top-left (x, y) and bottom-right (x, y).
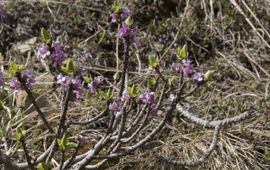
top-left (66, 58), bottom-right (74, 74)
top-left (37, 162), bottom-right (53, 170)
top-left (204, 70), bottom-right (214, 81)
top-left (177, 44), bottom-right (188, 60)
top-left (66, 142), bottom-right (77, 149)
top-left (148, 55), bottom-right (159, 69)
top-left (61, 66), bottom-right (69, 74)
top-left (16, 128), bottom-right (26, 141)
top-left (106, 89), bottom-right (113, 100)
top-left (125, 17), bottom-right (133, 27)
top-left (112, 1), bottom-right (123, 13)
top-left (128, 85), bottom-right (140, 97)
top-left (83, 76), bottom-right (92, 84)
top-left (57, 138), bottom-right (66, 151)
top-left (113, 72), bottom-right (120, 81)
top-left (40, 28), bottom-right (52, 44)
top-left (147, 79), bottom-right (156, 89)
top-left (169, 76), bottom-right (176, 86)
top-left (9, 62), bottom-right (18, 76)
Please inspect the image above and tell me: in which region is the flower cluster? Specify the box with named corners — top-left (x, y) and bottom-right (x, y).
top-left (51, 41), bottom-right (68, 66)
top-left (37, 43), bottom-right (50, 59)
top-left (110, 6), bottom-right (130, 23)
top-left (121, 90), bottom-right (129, 102)
top-left (171, 62), bottom-right (180, 72)
top-left (182, 59), bottom-right (193, 77)
top-left (36, 41), bottom-right (67, 67)
top-left (10, 70), bottom-right (35, 91)
top-left (139, 91), bottom-right (157, 117)
top-left (0, 66), bottom-right (4, 87)
top-left (88, 76), bottom-right (105, 93)
top-left (57, 74), bottom-right (84, 100)
top-left (109, 97), bottom-right (121, 114)
top-left (10, 78), bottom-right (21, 91)
top-left (116, 23), bottom-right (139, 47)
top-left (171, 58), bottom-right (204, 84)
top-left (111, 5), bottom-right (140, 47)
top-left (138, 92), bottom-right (155, 104)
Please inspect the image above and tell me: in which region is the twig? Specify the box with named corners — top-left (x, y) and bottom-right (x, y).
top-left (20, 139), bottom-right (35, 170)
top-left (59, 150), bottom-right (65, 170)
top-left (119, 40), bottom-right (130, 96)
top-left (176, 104), bottom-right (252, 128)
top-left (18, 74), bottom-right (54, 134)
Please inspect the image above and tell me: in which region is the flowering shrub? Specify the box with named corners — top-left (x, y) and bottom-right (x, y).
top-left (0, 2), bottom-right (254, 170)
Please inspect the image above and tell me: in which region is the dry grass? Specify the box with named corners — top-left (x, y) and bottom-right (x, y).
top-left (0, 0), bottom-right (270, 169)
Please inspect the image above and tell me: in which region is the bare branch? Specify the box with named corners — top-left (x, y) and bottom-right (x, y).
top-left (176, 104), bottom-right (252, 128)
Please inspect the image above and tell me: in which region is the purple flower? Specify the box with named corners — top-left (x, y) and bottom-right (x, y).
top-left (138, 92), bottom-right (155, 104)
top-left (57, 74), bottom-right (72, 91)
top-left (192, 72), bottom-right (204, 84)
top-left (182, 59), bottom-right (193, 77)
top-left (57, 74), bottom-right (84, 100)
top-left (88, 76), bottom-right (105, 93)
top-left (109, 97), bottom-right (121, 113)
top-left (120, 7), bottom-right (130, 19)
top-left (116, 23), bottom-right (131, 39)
top-left (71, 78), bottom-right (84, 100)
top-left (10, 70), bottom-right (35, 91)
top-left (121, 90), bottom-right (129, 102)
top-left (145, 92), bottom-right (155, 104)
top-left (21, 70), bottom-right (35, 89)
top-left (110, 7), bottom-right (130, 23)
top-left (149, 104), bottom-right (157, 117)
top-left (110, 13), bottom-right (118, 23)
top-left (10, 78), bottom-right (21, 91)
top-left (171, 62), bottom-right (180, 72)
top-left (88, 83), bottom-right (96, 93)
top-left (0, 66), bottom-right (4, 87)
top-left (79, 136), bottom-right (89, 146)
top-left (37, 43), bottom-right (50, 59)
top-left (0, 3), bottom-right (7, 19)
top-left (94, 76), bottom-right (105, 84)
top-left (50, 41), bottom-right (67, 66)
top-left (116, 23), bottom-right (139, 47)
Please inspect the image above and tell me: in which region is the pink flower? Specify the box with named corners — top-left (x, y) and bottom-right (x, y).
top-left (57, 74), bottom-right (84, 100)
top-left (149, 104), bottom-right (157, 117)
top-left (0, 3), bottom-right (7, 19)
top-left (0, 66), bottom-right (4, 87)
top-left (192, 72), bottom-right (204, 84)
top-left (37, 43), bottom-right (50, 59)
top-left (116, 23), bottom-right (140, 47)
top-left (120, 7), bottom-right (130, 19)
top-left (50, 41), bottom-right (67, 66)
top-left (182, 59), bottom-right (193, 77)
top-left (88, 76), bottom-right (105, 93)
top-left (171, 62), bottom-right (180, 72)
top-left (121, 90), bottom-right (129, 102)
top-left (110, 7), bottom-right (130, 23)
top-left (109, 97), bottom-right (121, 114)
top-left (138, 92), bottom-right (155, 104)
top-left (10, 78), bottom-right (21, 91)
top-left (21, 70), bottom-right (35, 89)
top-left (71, 78), bottom-right (84, 100)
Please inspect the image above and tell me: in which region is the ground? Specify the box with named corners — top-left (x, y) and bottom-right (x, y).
top-left (0, 0), bottom-right (270, 169)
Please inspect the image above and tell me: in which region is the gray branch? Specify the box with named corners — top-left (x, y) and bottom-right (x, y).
top-left (176, 104), bottom-right (252, 128)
